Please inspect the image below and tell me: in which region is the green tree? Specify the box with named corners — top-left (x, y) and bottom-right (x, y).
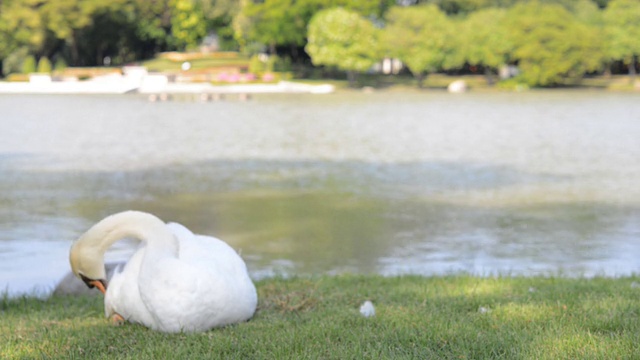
top-left (306, 8), bottom-right (382, 87)
top-left (237, 0), bottom-right (392, 55)
top-left (196, 0), bottom-right (241, 50)
top-left (504, 1), bottom-right (604, 87)
top-left (603, 0), bottom-right (640, 81)
top-left (0, 0), bottom-right (46, 60)
top-left (460, 7), bottom-right (511, 81)
top-left (383, 4), bottom-right (461, 88)
top-left (39, 0), bottom-right (104, 65)
top-left (170, 0), bottom-right (208, 50)
top-left (239, 0), bottom-right (308, 54)
top-left (73, 0), bottom-right (199, 65)
top-left (74, 1), bottom-right (135, 66)
top-left (129, 0), bottom-right (172, 53)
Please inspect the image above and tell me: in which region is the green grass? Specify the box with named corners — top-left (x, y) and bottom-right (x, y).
top-left (2, 275), bottom-right (640, 359)
top-left (141, 53), bottom-right (250, 72)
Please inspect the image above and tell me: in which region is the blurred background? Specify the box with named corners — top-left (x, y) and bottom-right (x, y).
top-left (1, 0), bottom-right (638, 89)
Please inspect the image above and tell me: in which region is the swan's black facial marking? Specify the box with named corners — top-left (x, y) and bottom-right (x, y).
top-left (79, 273), bottom-right (107, 290)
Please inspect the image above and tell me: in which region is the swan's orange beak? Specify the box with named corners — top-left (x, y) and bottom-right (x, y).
top-left (79, 274), bottom-right (107, 295)
top-left (89, 280), bottom-right (107, 295)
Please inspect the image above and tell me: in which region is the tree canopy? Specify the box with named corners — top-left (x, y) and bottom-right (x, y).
top-left (236, 0), bottom-right (392, 55)
top-left (604, 0), bottom-right (640, 78)
top-left (306, 8), bottom-right (381, 86)
top-left (504, 2), bottom-right (605, 86)
top-left (460, 7), bottom-right (510, 74)
top-left (0, 0), bottom-right (46, 60)
top-left (0, 0), bottom-right (210, 68)
top-left (383, 4), bottom-right (462, 87)
top-left (0, 0), bottom-right (638, 87)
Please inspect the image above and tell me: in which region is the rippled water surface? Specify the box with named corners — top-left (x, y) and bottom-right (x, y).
top-left (1, 91), bottom-right (639, 295)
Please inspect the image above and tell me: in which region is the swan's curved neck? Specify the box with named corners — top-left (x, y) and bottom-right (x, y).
top-left (71, 211), bottom-right (178, 280)
top-left (88, 211), bottom-right (177, 255)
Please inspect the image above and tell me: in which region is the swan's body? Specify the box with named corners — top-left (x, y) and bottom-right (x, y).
top-left (69, 211), bottom-right (257, 333)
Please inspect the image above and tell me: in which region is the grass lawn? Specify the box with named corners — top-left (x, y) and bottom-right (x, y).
top-left (2, 275), bottom-right (639, 359)
top-left (141, 52), bottom-right (250, 73)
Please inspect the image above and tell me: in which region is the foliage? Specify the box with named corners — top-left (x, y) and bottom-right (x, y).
top-left (36, 57), bottom-right (52, 73)
top-left (22, 55), bottom-right (37, 74)
top-left (504, 1), bottom-right (605, 87)
top-left (0, 0), bottom-right (45, 59)
top-left (2, 275), bottom-right (640, 358)
top-left (248, 54), bottom-right (263, 74)
top-left (0, 0), bottom-right (213, 67)
top-left (238, 0), bottom-right (313, 52)
top-left (603, 0), bottom-right (640, 77)
top-left (409, 0), bottom-right (606, 14)
top-left (383, 4), bottom-right (462, 87)
top-left (0, 0), bottom-right (637, 86)
top-left (169, 0), bottom-right (208, 50)
top-left (1, 47), bottom-right (30, 75)
top-left (196, 0), bottom-right (240, 51)
top-left (306, 8), bottom-right (382, 87)
top-left (237, 0), bottom-right (393, 54)
top-left (566, 0), bottom-right (604, 23)
top-left (248, 54), bottom-right (278, 74)
top-left (196, 0), bottom-right (240, 21)
top-left (460, 7), bottom-right (510, 72)
top-left (39, 0), bottom-right (106, 64)
top-left (273, 56), bottom-right (292, 72)
top-left (54, 57), bottom-right (68, 71)
top-left (411, 0), bottom-right (510, 14)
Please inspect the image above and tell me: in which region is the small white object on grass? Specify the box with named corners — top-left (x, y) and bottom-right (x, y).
top-left (478, 306), bottom-right (491, 314)
top-left (360, 300), bottom-right (375, 317)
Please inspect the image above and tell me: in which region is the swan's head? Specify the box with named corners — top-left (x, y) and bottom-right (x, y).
top-left (69, 232), bottom-right (108, 294)
top-left (69, 211), bottom-right (171, 295)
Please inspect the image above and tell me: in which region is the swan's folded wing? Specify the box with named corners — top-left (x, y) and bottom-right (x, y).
top-left (104, 266), bottom-right (123, 318)
top-left (104, 248), bottom-right (156, 326)
top-left (139, 257), bottom-right (229, 332)
top-left (141, 222), bottom-right (255, 332)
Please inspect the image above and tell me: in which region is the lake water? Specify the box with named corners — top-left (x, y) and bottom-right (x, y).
top-left (1, 90), bottom-right (639, 296)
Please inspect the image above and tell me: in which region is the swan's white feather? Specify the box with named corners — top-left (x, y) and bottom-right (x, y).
top-left (101, 216), bottom-right (256, 333)
top-left (105, 251), bottom-right (155, 326)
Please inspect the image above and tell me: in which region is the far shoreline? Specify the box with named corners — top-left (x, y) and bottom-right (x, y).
top-left (1, 69), bottom-right (638, 96)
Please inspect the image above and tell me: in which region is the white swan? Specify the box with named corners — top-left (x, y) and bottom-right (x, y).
top-left (69, 210), bottom-right (257, 333)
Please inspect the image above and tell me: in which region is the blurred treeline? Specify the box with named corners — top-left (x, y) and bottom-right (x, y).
top-left (0, 0), bottom-right (638, 86)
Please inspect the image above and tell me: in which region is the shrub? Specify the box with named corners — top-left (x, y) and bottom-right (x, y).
top-left (274, 56), bottom-right (292, 72)
top-left (54, 57), bottom-right (67, 72)
top-left (249, 54), bottom-right (283, 75)
top-left (22, 55), bottom-right (37, 74)
top-left (248, 54), bottom-right (263, 74)
top-left (37, 57), bottom-right (52, 73)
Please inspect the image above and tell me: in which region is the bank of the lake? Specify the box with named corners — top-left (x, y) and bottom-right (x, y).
top-left (2, 275), bottom-right (639, 359)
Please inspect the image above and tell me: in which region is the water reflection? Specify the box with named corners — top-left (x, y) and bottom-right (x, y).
top-left (2, 158), bottom-right (639, 295)
top-left (382, 201), bottom-right (640, 277)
